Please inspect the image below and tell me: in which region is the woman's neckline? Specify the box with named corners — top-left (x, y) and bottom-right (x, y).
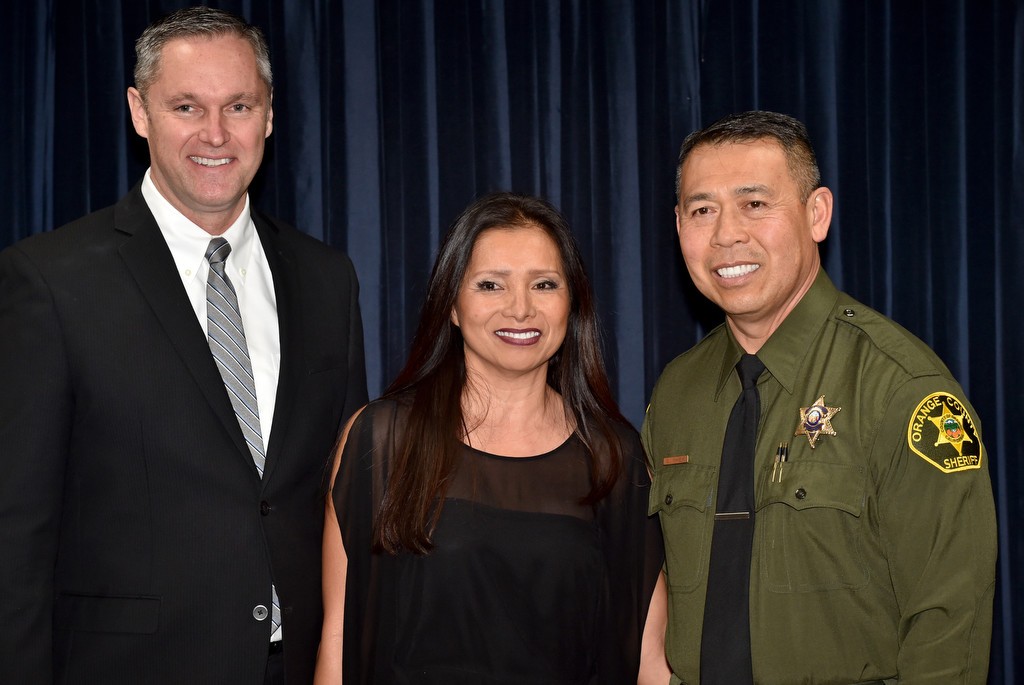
top-left (460, 433), bottom-right (576, 461)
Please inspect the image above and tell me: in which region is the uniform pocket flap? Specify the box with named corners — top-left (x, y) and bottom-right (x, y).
top-left (757, 460), bottom-right (866, 516)
top-left (648, 463), bottom-right (717, 516)
top-left (54, 593), bottom-right (161, 634)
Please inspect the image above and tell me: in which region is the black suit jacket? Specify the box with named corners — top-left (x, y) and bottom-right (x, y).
top-left (0, 184), bottom-right (368, 684)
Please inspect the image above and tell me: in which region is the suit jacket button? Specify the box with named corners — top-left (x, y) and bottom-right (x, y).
top-left (253, 605), bottom-right (269, 621)
top-left (260, 501), bottom-right (271, 516)
top-left (795, 488), bottom-right (807, 500)
top-left (664, 494), bottom-right (673, 505)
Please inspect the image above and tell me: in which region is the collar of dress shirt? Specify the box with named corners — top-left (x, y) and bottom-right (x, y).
top-left (141, 169), bottom-right (257, 288)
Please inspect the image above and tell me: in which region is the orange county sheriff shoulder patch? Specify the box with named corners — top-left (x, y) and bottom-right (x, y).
top-left (907, 392), bottom-right (982, 472)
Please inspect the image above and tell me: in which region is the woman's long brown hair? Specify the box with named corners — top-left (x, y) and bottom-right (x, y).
top-left (374, 192), bottom-right (630, 555)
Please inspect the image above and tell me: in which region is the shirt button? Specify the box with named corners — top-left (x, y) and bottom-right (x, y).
top-left (260, 501), bottom-right (271, 516)
top-left (664, 494), bottom-right (673, 505)
top-left (253, 605), bottom-right (269, 621)
top-left (795, 488), bottom-right (807, 500)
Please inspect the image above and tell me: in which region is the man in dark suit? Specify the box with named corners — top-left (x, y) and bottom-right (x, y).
top-left (0, 7), bottom-right (367, 684)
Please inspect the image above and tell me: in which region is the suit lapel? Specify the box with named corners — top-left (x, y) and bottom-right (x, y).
top-left (114, 185), bottom-right (255, 470)
top-left (254, 213), bottom-right (298, 483)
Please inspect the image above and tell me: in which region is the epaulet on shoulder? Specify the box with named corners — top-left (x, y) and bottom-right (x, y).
top-left (831, 296), bottom-right (952, 380)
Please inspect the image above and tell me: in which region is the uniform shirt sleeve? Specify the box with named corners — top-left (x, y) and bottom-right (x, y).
top-left (873, 375), bottom-right (996, 684)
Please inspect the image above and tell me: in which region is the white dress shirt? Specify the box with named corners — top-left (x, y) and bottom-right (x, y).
top-left (141, 171), bottom-right (281, 447)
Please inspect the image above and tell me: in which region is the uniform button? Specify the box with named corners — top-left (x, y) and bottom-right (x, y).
top-left (253, 604), bottom-right (269, 621)
top-left (843, 308), bottom-right (855, 317)
top-left (260, 501), bottom-right (271, 516)
top-left (664, 494), bottom-right (673, 505)
top-left (795, 488), bottom-right (807, 500)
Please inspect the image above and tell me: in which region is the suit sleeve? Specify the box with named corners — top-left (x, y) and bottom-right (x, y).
top-left (875, 376), bottom-right (996, 684)
top-left (0, 245), bottom-right (73, 683)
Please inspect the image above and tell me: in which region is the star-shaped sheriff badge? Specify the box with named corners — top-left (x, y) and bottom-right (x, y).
top-left (795, 394), bottom-right (841, 448)
top-left (928, 402), bottom-right (973, 456)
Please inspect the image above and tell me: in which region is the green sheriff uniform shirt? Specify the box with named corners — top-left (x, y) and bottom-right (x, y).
top-left (642, 270), bottom-right (996, 685)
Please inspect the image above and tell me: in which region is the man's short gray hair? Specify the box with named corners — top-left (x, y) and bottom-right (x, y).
top-left (134, 6), bottom-right (272, 102)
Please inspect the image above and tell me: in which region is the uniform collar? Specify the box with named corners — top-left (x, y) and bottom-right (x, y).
top-left (715, 269), bottom-right (839, 398)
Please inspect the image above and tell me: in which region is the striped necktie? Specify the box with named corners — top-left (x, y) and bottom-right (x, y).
top-left (205, 237), bottom-right (281, 635)
top-left (205, 237), bottom-right (265, 475)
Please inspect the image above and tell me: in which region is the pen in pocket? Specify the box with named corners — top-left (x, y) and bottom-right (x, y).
top-left (771, 442), bottom-right (789, 483)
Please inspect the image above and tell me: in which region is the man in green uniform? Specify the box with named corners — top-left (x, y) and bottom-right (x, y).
top-left (643, 111), bottom-right (996, 684)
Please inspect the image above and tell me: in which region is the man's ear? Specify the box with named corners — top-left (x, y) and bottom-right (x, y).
top-left (127, 87), bottom-right (149, 138)
top-left (265, 89), bottom-right (274, 138)
top-left (807, 186), bottom-right (833, 244)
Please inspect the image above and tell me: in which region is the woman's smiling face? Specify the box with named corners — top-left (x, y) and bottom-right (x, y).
top-left (451, 225), bottom-right (570, 383)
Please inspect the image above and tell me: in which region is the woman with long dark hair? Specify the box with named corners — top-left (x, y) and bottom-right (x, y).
top-left (315, 192), bottom-right (667, 684)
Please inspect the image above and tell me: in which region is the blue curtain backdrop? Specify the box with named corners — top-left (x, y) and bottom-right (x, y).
top-left (3, 1), bottom-right (1021, 680)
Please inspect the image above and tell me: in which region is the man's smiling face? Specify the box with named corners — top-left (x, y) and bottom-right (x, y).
top-left (675, 139), bottom-right (831, 343)
top-left (127, 34), bottom-right (273, 234)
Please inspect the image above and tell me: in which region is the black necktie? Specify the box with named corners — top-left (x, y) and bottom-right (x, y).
top-left (700, 353), bottom-right (764, 684)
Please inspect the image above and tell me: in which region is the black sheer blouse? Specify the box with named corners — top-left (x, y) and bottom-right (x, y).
top-left (333, 397), bottom-right (663, 684)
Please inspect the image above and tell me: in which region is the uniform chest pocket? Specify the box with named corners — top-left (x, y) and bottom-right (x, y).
top-left (649, 464), bottom-right (716, 592)
top-left (755, 460), bottom-right (869, 593)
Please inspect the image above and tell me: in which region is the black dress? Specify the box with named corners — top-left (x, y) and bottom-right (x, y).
top-left (333, 397), bottom-right (663, 684)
